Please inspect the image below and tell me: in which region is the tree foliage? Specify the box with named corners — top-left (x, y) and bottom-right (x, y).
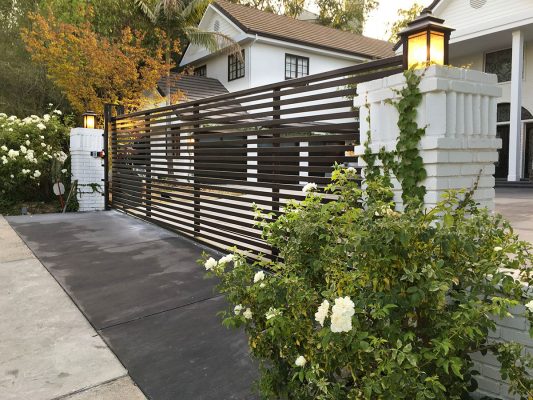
top-left (21, 11), bottom-right (169, 116)
top-left (388, 2), bottom-right (424, 43)
top-left (316, 0), bottom-right (378, 34)
top-left (230, 0), bottom-right (378, 33)
top-left (0, 0), bottom-right (67, 117)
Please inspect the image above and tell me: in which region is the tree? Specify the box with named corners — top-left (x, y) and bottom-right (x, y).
top-left (0, 0), bottom-right (68, 117)
top-left (135, 0), bottom-right (240, 105)
top-left (388, 3), bottom-right (424, 43)
top-left (316, 0), bottom-right (378, 34)
top-left (21, 12), bottom-right (169, 116)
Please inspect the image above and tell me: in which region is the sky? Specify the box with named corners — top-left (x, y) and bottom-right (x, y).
top-left (363, 0), bottom-right (434, 40)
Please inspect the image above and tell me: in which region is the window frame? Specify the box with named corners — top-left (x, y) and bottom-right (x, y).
top-left (228, 50), bottom-right (245, 82)
top-left (484, 48), bottom-right (513, 83)
top-left (194, 65), bottom-right (207, 77)
top-left (285, 53), bottom-right (310, 80)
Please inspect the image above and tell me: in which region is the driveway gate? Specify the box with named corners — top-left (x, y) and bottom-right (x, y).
top-left (104, 56), bottom-right (402, 258)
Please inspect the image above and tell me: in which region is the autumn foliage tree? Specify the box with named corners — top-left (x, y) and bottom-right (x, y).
top-left (21, 11), bottom-right (170, 117)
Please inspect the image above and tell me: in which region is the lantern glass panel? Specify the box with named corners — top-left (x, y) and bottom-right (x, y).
top-left (84, 115), bottom-right (95, 129)
top-left (407, 32), bottom-right (428, 68)
top-left (430, 31), bottom-right (445, 65)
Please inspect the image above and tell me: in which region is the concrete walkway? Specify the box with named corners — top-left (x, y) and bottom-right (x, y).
top-left (495, 187), bottom-right (533, 243)
top-left (0, 216), bottom-right (146, 400)
top-left (5, 211), bottom-right (257, 400)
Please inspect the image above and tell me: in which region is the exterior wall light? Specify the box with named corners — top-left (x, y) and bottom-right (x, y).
top-left (398, 9), bottom-right (454, 69)
top-left (82, 110), bottom-right (97, 129)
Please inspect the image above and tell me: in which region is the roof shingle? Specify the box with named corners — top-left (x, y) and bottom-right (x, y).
top-left (213, 0), bottom-right (395, 59)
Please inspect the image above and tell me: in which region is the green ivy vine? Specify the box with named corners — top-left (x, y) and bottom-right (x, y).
top-left (361, 68), bottom-right (427, 210)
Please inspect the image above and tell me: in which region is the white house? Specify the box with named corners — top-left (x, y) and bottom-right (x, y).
top-left (430, 0), bottom-right (533, 183)
top-left (162, 0), bottom-right (393, 95)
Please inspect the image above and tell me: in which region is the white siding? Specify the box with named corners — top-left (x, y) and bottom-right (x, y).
top-left (249, 42), bottom-right (355, 87)
top-left (180, 6), bottom-right (244, 66)
top-left (435, 0), bottom-right (533, 41)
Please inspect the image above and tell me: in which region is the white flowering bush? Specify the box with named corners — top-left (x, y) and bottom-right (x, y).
top-left (201, 166), bottom-right (533, 399)
top-left (0, 109), bottom-right (72, 208)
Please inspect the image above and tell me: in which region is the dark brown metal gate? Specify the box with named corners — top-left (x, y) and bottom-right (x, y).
top-left (105, 56), bottom-right (402, 257)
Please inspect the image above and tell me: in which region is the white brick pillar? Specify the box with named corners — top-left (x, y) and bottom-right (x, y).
top-left (354, 65), bottom-right (502, 210)
top-left (70, 128), bottom-right (105, 211)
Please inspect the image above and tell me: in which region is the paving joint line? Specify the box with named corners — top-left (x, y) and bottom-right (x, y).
top-left (98, 294), bottom-right (225, 331)
top-left (48, 374), bottom-right (130, 400)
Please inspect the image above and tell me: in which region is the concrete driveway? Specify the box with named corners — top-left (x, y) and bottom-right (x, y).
top-left (3, 211), bottom-right (257, 400)
top-left (495, 187), bottom-right (533, 243)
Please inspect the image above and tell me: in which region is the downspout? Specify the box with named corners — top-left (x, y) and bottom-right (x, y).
top-left (248, 34), bottom-right (258, 88)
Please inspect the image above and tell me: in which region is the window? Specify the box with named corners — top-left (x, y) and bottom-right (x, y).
top-left (228, 50), bottom-right (245, 81)
top-left (485, 48), bottom-right (512, 82)
top-left (285, 54), bottom-right (309, 79)
top-left (194, 65), bottom-right (206, 77)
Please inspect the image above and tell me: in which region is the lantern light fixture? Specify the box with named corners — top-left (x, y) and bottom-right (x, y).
top-left (398, 9), bottom-right (454, 70)
top-left (82, 110), bottom-right (97, 129)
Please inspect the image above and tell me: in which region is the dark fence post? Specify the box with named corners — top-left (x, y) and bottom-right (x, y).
top-left (272, 88), bottom-right (281, 257)
top-left (103, 104), bottom-right (112, 210)
top-left (145, 112), bottom-right (152, 218)
top-left (193, 104), bottom-right (201, 235)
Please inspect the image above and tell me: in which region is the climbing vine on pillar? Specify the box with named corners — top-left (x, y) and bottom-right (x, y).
top-left (361, 68), bottom-right (427, 210)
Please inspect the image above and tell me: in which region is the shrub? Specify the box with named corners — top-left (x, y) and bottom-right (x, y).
top-left (0, 109), bottom-right (72, 207)
top-left (202, 166), bottom-right (533, 400)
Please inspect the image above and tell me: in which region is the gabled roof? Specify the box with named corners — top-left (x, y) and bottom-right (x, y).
top-left (158, 74), bottom-right (228, 102)
top-left (212, 0), bottom-right (395, 59)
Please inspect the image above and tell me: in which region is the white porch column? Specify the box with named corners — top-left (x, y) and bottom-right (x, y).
top-left (354, 65), bottom-right (502, 211)
top-left (508, 30), bottom-right (524, 182)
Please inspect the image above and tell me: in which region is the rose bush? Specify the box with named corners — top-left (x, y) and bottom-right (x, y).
top-left (0, 108), bottom-right (73, 211)
top-left (201, 166), bottom-right (533, 400)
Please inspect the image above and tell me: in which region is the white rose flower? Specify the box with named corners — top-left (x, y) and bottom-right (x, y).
top-left (21, 169), bottom-right (30, 175)
top-left (525, 300), bottom-right (533, 313)
top-left (234, 304), bottom-right (243, 315)
top-left (204, 257), bottom-right (217, 271)
top-left (48, 103), bottom-right (53, 107)
top-left (37, 123), bottom-right (46, 131)
top-left (10, 174), bottom-right (14, 179)
top-left (8, 116), bottom-right (16, 121)
top-left (330, 296), bottom-right (355, 333)
top-left (22, 117), bottom-right (32, 124)
top-left (346, 167), bottom-right (356, 173)
top-left (243, 308), bottom-right (253, 319)
top-left (61, 168), bottom-right (67, 174)
top-left (7, 128), bottom-right (12, 132)
top-left (20, 145), bottom-right (27, 154)
top-left (219, 254), bottom-right (234, 265)
top-left (253, 270), bottom-right (265, 283)
top-left (53, 109), bottom-right (62, 115)
top-left (40, 135), bottom-right (44, 140)
top-left (33, 170), bottom-right (41, 178)
top-left (25, 140), bottom-right (30, 146)
top-left (7, 149), bottom-right (19, 159)
top-left (494, 246), bottom-right (503, 252)
top-left (0, 113), bottom-right (6, 118)
top-left (302, 182), bottom-right (318, 193)
top-left (1, 156), bottom-right (8, 165)
top-left (43, 114), bottom-right (50, 122)
top-left (295, 355), bottom-right (306, 367)
top-left (315, 299), bottom-right (330, 327)
top-left (1, 145), bottom-right (7, 151)
top-left (41, 143), bottom-right (46, 147)
top-left (265, 307), bottom-right (281, 320)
